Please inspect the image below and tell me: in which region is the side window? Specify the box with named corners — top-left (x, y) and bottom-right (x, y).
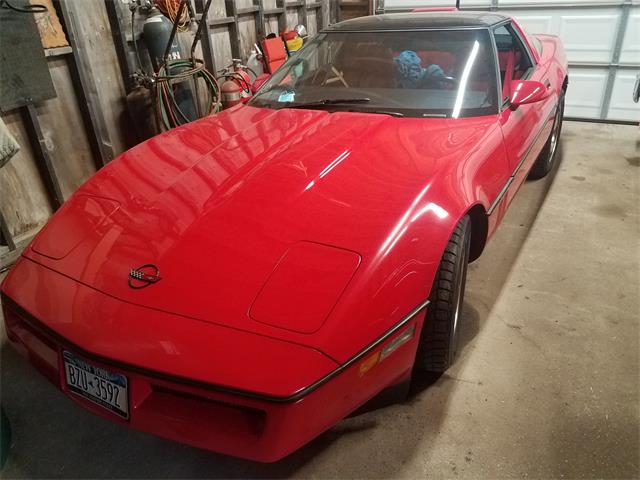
top-left (493, 24), bottom-right (534, 102)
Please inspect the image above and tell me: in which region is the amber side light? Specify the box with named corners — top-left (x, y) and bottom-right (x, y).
top-left (358, 324), bottom-right (416, 377)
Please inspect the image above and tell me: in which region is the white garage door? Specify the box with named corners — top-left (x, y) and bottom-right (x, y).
top-left (375, 0), bottom-right (640, 122)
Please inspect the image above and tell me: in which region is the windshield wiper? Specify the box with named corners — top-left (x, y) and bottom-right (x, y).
top-left (366, 110), bottom-right (405, 118)
top-left (283, 98), bottom-right (371, 108)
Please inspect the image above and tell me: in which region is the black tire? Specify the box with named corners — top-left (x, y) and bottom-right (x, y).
top-left (415, 215), bottom-right (471, 372)
top-left (528, 93), bottom-right (565, 180)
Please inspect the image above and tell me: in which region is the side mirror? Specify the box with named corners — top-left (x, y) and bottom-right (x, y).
top-left (509, 80), bottom-right (550, 106)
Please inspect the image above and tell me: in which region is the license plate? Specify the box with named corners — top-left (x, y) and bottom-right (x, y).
top-left (63, 351), bottom-right (129, 419)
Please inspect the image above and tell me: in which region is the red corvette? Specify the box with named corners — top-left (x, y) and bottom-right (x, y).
top-left (1, 11), bottom-right (567, 462)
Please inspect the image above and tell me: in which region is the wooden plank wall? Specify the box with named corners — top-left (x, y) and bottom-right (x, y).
top-left (207, 0), bottom-right (333, 72)
top-left (338, 0), bottom-right (370, 21)
top-left (1, 0), bottom-right (125, 258)
top-left (0, 0), bottom-right (370, 265)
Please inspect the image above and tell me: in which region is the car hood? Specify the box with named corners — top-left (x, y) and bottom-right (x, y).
top-left (24, 105), bottom-right (495, 347)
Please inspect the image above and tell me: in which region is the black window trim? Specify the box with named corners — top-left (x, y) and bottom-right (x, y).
top-left (488, 24), bottom-right (505, 113)
top-left (491, 20), bottom-right (537, 110)
top-left (323, 26), bottom-right (492, 34)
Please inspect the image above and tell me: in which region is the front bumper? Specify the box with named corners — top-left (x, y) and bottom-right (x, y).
top-left (1, 292), bottom-right (422, 462)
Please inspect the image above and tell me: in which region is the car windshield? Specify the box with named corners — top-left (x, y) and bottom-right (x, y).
top-left (249, 29), bottom-right (499, 118)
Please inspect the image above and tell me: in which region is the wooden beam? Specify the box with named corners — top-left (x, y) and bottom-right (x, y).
top-left (276, 0), bottom-right (287, 31)
top-left (0, 234), bottom-right (37, 272)
top-left (196, 0), bottom-right (218, 74)
top-left (254, 0), bottom-right (266, 40)
top-left (58, 0), bottom-right (114, 167)
top-left (237, 6), bottom-right (260, 15)
top-left (210, 16), bottom-right (234, 25)
top-left (300, 0), bottom-right (308, 31)
top-left (22, 104), bottom-right (65, 210)
top-left (44, 46), bottom-right (73, 57)
top-left (225, 0), bottom-right (242, 59)
top-left (339, 0), bottom-right (369, 6)
top-left (317, 0), bottom-right (325, 30)
top-left (104, 0), bottom-right (135, 93)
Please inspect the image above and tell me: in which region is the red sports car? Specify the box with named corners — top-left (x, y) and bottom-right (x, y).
top-left (1, 11), bottom-right (567, 462)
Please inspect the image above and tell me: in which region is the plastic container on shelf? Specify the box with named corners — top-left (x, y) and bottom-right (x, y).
top-left (246, 48), bottom-right (264, 80)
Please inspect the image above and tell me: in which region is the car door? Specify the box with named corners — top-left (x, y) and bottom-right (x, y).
top-left (494, 22), bottom-right (557, 208)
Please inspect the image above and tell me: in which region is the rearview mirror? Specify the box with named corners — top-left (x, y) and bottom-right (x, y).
top-left (509, 80), bottom-right (550, 106)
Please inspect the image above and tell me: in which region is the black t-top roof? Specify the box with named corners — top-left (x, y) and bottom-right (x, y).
top-left (325, 12), bottom-right (510, 31)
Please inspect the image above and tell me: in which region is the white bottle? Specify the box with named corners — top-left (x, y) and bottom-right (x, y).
top-left (246, 48), bottom-right (265, 80)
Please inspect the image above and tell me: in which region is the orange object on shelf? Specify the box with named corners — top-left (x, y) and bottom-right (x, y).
top-left (32, 0), bottom-right (68, 49)
top-left (261, 37), bottom-right (287, 73)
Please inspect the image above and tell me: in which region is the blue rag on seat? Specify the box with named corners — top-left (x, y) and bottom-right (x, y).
top-left (394, 50), bottom-right (424, 88)
top-left (393, 50), bottom-right (446, 88)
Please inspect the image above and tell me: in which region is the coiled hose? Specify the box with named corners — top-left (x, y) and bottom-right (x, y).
top-left (155, 58), bottom-right (221, 131)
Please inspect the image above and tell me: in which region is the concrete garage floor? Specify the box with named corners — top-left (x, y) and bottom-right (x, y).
top-left (0, 121), bottom-right (638, 479)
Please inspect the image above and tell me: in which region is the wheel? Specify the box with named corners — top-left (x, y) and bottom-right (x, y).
top-left (528, 93), bottom-right (565, 180)
top-left (415, 215), bottom-right (471, 372)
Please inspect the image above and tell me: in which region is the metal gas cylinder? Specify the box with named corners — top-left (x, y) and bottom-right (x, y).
top-left (142, 8), bottom-right (195, 122)
top-left (142, 8), bottom-right (181, 72)
top-left (221, 77), bottom-right (243, 109)
top-left (231, 59), bottom-right (253, 101)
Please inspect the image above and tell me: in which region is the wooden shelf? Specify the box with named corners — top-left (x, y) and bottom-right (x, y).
top-left (44, 45), bottom-right (72, 57)
top-left (210, 16), bottom-right (234, 26)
